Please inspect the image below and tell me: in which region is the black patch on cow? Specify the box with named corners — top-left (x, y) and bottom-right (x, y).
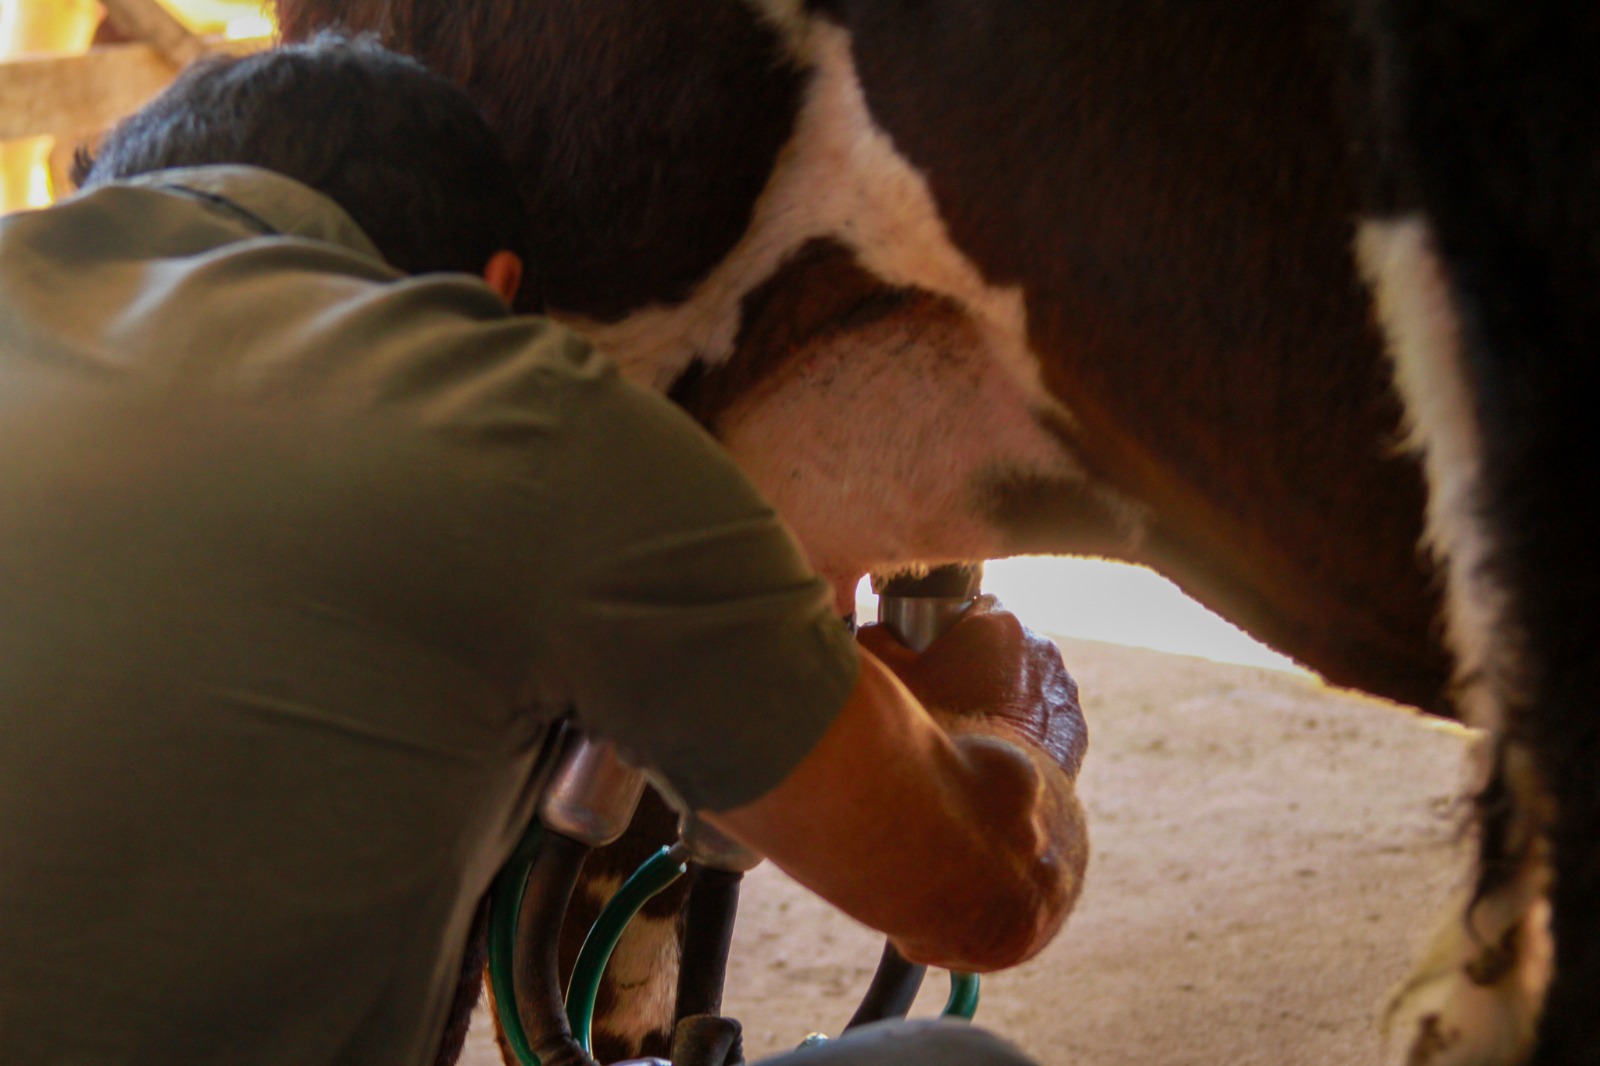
top-left (1336, 0), bottom-right (1421, 219)
top-left (815, 0), bottom-right (1450, 711)
top-left (1351, 1), bottom-right (1600, 1056)
top-left (277, 0), bottom-right (807, 320)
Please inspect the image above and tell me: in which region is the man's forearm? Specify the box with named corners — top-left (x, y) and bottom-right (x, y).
top-left (707, 653), bottom-right (1089, 975)
top-left (888, 731), bottom-right (1088, 972)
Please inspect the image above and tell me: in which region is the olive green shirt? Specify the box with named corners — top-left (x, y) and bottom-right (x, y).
top-left (0, 166), bottom-right (858, 1064)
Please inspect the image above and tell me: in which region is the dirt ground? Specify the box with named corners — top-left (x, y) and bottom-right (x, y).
top-left (463, 636), bottom-right (1475, 1066)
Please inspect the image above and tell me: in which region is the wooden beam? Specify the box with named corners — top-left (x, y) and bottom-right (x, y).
top-left (0, 45), bottom-right (170, 142)
top-left (0, 37), bottom-right (269, 142)
top-left (98, 0), bottom-right (206, 68)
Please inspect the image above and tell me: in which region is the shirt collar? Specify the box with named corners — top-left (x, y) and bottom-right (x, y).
top-left (114, 164), bottom-right (388, 265)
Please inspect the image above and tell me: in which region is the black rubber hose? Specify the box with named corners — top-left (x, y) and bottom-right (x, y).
top-left (673, 865), bottom-right (745, 1023)
top-left (844, 942), bottom-right (928, 1031)
top-left (671, 1014), bottom-right (745, 1066)
top-left (514, 832), bottom-right (597, 1066)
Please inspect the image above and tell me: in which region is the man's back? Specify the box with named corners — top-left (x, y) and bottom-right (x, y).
top-left (0, 169), bottom-right (565, 1064)
top-left (0, 168), bottom-right (855, 1064)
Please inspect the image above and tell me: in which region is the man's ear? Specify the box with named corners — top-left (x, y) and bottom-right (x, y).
top-left (482, 250), bottom-right (523, 304)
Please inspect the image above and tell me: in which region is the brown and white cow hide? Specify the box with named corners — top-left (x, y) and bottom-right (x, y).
top-left (269, 2), bottom-right (1596, 1065)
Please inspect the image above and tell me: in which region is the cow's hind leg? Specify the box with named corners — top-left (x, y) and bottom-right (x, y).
top-left (1354, 0), bottom-right (1600, 1057)
top-left (1381, 736), bottom-right (1553, 1065)
top-left (1357, 215), bottom-right (1557, 1065)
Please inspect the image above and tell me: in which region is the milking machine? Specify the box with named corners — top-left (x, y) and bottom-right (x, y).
top-left (488, 564), bottom-right (985, 1066)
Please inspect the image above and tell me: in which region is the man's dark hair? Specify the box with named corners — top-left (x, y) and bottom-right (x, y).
top-left (75, 34), bottom-right (535, 298)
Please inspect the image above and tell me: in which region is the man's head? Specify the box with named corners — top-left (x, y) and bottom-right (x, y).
top-left (75, 34), bottom-right (534, 303)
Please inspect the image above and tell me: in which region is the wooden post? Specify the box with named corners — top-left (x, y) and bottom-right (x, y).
top-left (97, 0), bottom-right (207, 68)
top-left (1, 0), bottom-right (104, 209)
top-left (0, 37), bottom-right (269, 143)
top-left (1, 1), bottom-right (268, 210)
top-left (1, 45), bottom-right (171, 140)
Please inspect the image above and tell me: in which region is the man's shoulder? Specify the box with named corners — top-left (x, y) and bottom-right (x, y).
top-left (5, 169), bottom-right (321, 265)
top-left (5, 163), bottom-right (557, 382)
top-left (0, 169), bottom-right (618, 477)
top-left (1, 168), bottom-right (397, 358)
top-left (103, 165), bottom-right (389, 265)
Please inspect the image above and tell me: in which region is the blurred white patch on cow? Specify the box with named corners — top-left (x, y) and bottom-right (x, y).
top-left (578, 872), bottom-right (682, 1053)
top-left (716, 297), bottom-right (1104, 609)
top-left (1357, 216), bottom-right (1501, 733)
top-left (1359, 215), bottom-right (1551, 1066)
top-left (568, 12), bottom-right (1129, 601)
top-left (573, 16), bottom-right (1059, 422)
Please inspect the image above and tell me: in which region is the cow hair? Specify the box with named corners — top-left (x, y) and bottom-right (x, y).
top-left (276, 0), bottom-right (807, 320)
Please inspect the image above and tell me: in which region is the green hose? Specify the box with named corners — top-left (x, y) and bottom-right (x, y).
top-left (566, 845), bottom-right (689, 1055)
top-left (943, 972), bottom-right (980, 1020)
top-left (488, 822), bottom-right (548, 1066)
top-left (496, 834), bottom-right (976, 1063)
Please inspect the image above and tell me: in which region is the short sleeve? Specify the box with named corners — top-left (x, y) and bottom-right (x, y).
top-left (537, 357), bottom-right (860, 812)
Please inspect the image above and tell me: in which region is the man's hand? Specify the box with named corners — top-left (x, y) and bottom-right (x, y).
top-left (857, 596), bottom-right (1087, 778)
top-left (706, 600), bottom-right (1091, 974)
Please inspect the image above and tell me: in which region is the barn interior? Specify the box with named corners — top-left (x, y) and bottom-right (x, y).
top-left (2, 4), bottom-right (1474, 1063)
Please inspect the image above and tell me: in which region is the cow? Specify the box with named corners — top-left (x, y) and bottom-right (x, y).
top-left (268, 2), bottom-right (1594, 1064)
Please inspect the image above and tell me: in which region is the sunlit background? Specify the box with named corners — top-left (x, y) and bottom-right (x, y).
top-left (858, 557), bottom-right (1306, 674)
top-left (1, 4), bottom-right (1310, 678)
top-left (0, 0), bottom-right (273, 211)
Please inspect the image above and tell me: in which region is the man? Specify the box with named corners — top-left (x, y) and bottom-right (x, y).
top-left (0, 35), bottom-right (1087, 1065)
